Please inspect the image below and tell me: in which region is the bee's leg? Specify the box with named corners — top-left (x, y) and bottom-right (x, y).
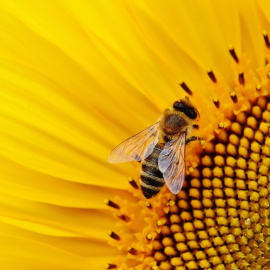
top-left (162, 135), bottom-right (172, 143)
top-left (186, 136), bottom-right (197, 144)
top-left (182, 128), bottom-right (188, 136)
top-left (166, 194), bottom-right (175, 206)
top-left (186, 136), bottom-right (203, 144)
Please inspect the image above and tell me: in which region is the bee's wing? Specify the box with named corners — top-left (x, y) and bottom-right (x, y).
top-left (108, 122), bottom-right (160, 163)
top-left (158, 132), bottom-right (186, 194)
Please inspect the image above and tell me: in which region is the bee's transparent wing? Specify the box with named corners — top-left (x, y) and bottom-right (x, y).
top-left (108, 122), bottom-right (159, 163)
top-left (158, 132), bottom-right (186, 194)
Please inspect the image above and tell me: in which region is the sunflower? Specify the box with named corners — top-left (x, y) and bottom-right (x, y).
top-left (0, 1), bottom-right (270, 270)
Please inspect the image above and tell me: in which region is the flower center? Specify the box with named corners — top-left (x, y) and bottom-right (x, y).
top-left (152, 96), bottom-right (270, 269)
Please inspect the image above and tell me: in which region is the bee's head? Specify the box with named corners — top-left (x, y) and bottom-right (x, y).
top-left (173, 96), bottom-right (199, 120)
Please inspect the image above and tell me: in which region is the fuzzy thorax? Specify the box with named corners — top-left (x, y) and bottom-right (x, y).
top-left (159, 108), bottom-right (196, 142)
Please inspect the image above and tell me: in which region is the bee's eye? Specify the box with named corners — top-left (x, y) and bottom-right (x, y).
top-left (173, 101), bottom-right (185, 110)
top-left (173, 101), bottom-right (197, 119)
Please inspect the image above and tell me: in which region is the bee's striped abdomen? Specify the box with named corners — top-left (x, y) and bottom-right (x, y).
top-left (139, 143), bottom-right (165, 199)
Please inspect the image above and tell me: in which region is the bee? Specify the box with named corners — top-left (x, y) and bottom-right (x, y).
top-left (108, 97), bottom-right (201, 199)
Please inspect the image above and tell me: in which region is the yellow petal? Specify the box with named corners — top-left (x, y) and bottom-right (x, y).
top-left (0, 233), bottom-right (115, 269)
